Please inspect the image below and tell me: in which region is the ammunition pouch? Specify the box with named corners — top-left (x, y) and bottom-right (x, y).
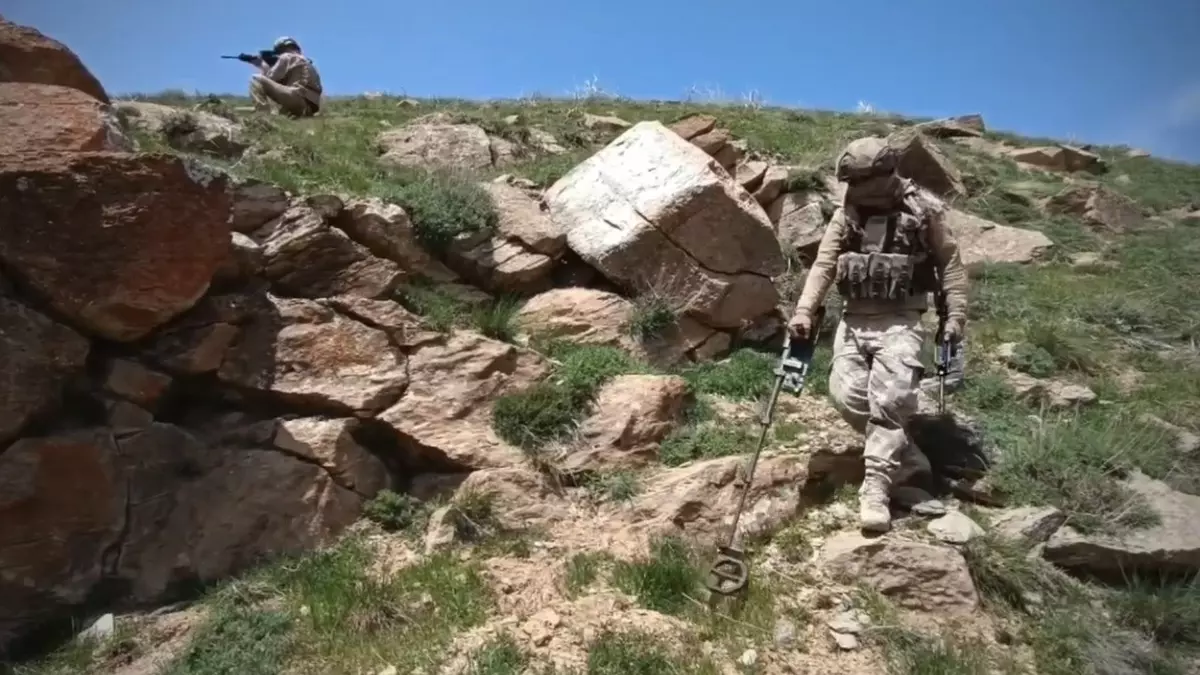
top-left (835, 252), bottom-right (933, 301)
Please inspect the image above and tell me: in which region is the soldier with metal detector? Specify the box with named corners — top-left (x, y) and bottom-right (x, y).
top-left (786, 136), bottom-right (969, 534)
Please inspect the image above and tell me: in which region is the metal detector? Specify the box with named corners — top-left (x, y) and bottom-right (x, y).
top-left (704, 307), bottom-right (825, 597)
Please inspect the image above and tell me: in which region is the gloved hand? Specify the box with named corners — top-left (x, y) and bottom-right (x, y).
top-left (942, 316), bottom-right (965, 346)
top-left (787, 311), bottom-right (813, 340)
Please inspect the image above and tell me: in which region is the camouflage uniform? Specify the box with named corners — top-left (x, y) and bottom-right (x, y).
top-left (790, 137), bottom-right (968, 532)
top-left (250, 37), bottom-right (323, 117)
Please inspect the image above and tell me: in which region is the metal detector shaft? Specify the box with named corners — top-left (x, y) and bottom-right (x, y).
top-left (723, 307), bottom-right (825, 550)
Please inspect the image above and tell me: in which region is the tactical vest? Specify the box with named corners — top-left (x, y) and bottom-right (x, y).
top-left (834, 198), bottom-right (938, 302)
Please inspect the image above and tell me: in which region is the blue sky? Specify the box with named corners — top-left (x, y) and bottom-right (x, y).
top-left (5, 0), bottom-right (1200, 162)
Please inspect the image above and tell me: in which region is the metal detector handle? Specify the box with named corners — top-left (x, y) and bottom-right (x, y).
top-left (779, 306), bottom-right (825, 394)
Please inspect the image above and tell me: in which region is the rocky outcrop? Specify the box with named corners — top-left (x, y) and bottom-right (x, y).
top-left (114, 100), bottom-right (247, 159)
top-left (819, 533), bottom-right (979, 613)
top-left (1045, 183), bottom-right (1145, 232)
top-left (1008, 144), bottom-right (1107, 174)
top-left (618, 454), bottom-right (808, 546)
top-left (888, 129), bottom-right (966, 198)
top-left (565, 375), bottom-right (690, 472)
top-left (0, 296), bottom-right (90, 444)
top-left (515, 287), bottom-right (727, 365)
top-left (945, 209), bottom-right (1054, 268)
top-left (767, 192), bottom-right (828, 261)
top-left (0, 152), bottom-right (231, 341)
top-left (251, 201), bottom-right (404, 299)
top-left (0, 83), bottom-right (129, 156)
top-left (334, 197), bottom-right (458, 282)
top-left (916, 114), bottom-right (986, 139)
top-left (1043, 472), bottom-right (1200, 576)
top-left (377, 331), bottom-right (549, 470)
top-left (546, 121), bottom-right (785, 329)
top-left (0, 17), bottom-right (109, 102)
top-left (0, 423), bottom-right (365, 649)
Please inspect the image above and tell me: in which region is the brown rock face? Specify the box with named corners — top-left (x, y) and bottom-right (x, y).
top-left (0, 430), bottom-right (123, 649)
top-left (618, 455), bottom-right (808, 546)
top-left (0, 17), bottom-right (109, 103)
top-left (254, 204), bottom-right (404, 300)
top-left (819, 533), bottom-right (980, 613)
top-left (0, 424), bottom-right (366, 650)
top-left (0, 296), bottom-right (90, 444)
top-left (216, 293), bottom-right (411, 416)
top-left (566, 375), bottom-right (690, 471)
top-left (0, 83), bottom-right (129, 159)
top-left (888, 130), bottom-right (966, 198)
top-left (377, 331), bottom-right (549, 470)
top-left (0, 153), bottom-right (232, 342)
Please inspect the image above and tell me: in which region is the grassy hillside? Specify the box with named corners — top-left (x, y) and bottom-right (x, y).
top-left (17, 90), bottom-right (1200, 675)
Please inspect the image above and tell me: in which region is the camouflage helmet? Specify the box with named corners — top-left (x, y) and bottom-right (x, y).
top-left (835, 136), bottom-right (898, 182)
top-left (273, 36), bottom-right (300, 51)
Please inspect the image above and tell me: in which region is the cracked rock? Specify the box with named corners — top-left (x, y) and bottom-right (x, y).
top-left (546, 121), bottom-right (784, 328)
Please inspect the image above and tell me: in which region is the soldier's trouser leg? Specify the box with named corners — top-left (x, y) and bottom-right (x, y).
top-left (830, 312), bottom-right (926, 531)
top-left (249, 75), bottom-right (311, 117)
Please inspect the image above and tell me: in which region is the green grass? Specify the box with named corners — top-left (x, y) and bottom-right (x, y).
top-left (858, 589), bottom-right (1002, 675)
top-left (626, 294), bottom-right (678, 341)
top-left (610, 536), bottom-right (701, 616)
top-left (396, 281), bottom-right (520, 340)
top-left (564, 552), bottom-right (612, 598)
top-left (492, 342), bottom-right (645, 451)
top-left (584, 470), bottom-right (642, 502)
top-left (658, 422), bottom-right (757, 466)
top-left (361, 489), bottom-right (430, 534)
top-left (151, 538), bottom-right (493, 675)
top-left (586, 630), bottom-right (718, 675)
top-left (680, 349), bottom-right (776, 401)
top-left (469, 634), bottom-right (528, 675)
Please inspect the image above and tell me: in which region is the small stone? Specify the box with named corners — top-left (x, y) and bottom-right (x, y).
top-left (78, 613), bottom-right (114, 642)
top-left (830, 630), bottom-right (860, 651)
top-left (378, 667), bottom-right (398, 675)
top-left (827, 609), bottom-right (865, 635)
top-left (773, 618), bottom-right (798, 649)
top-left (927, 511), bottom-right (984, 545)
top-left (738, 649), bottom-right (758, 667)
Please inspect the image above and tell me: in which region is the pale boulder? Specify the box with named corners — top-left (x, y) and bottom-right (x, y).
top-left (546, 121), bottom-right (785, 328)
top-left (566, 375), bottom-right (690, 471)
top-left (945, 209), bottom-right (1054, 268)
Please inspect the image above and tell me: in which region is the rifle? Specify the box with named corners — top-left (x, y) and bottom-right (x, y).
top-left (932, 277), bottom-right (960, 414)
top-left (221, 50), bottom-right (279, 67)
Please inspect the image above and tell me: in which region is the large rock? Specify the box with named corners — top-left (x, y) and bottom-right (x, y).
top-left (114, 100), bottom-right (247, 158)
top-left (378, 121), bottom-right (512, 172)
top-left (945, 209), bottom-right (1054, 268)
top-left (565, 375), bottom-right (689, 472)
top-left (0, 153), bottom-right (231, 342)
top-left (230, 179), bottom-right (290, 233)
top-left (667, 114), bottom-right (717, 141)
top-left (1045, 184), bottom-right (1145, 232)
top-left (446, 234), bottom-right (554, 294)
top-left (618, 455), bottom-right (807, 546)
top-left (271, 417), bottom-right (389, 496)
top-left (1043, 472), bottom-right (1200, 576)
top-left (254, 204), bottom-right (404, 299)
top-left (1008, 144), bottom-right (1107, 174)
top-left (0, 430), bottom-right (124, 649)
top-left (916, 114), bottom-right (986, 138)
top-left (767, 193), bottom-right (827, 260)
top-left (0, 422), bottom-right (364, 650)
top-left (0, 296), bottom-right (90, 444)
top-left (334, 198), bottom-right (457, 282)
top-left (377, 331), bottom-right (549, 470)
top-left (0, 17), bottom-right (109, 103)
top-left (515, 287), bottom-right (724, 365)
top-left (819, 534), bottom-right (979, 613)
top-left (888, 129), bottom-right (966, 198)
top-left (217, 293), bottom-right (411, 416)
top-left (0, 83), bottom-right (129, 158)
top-left (546, 121), bottom-right (785, 329)
top-left (483, 181), bottom-right (566, 257)
top-left (990, 506), bottom-right (1066, 544)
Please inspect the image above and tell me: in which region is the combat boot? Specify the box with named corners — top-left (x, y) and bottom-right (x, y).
top-left (858, 472), bottom-right (892, 533)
